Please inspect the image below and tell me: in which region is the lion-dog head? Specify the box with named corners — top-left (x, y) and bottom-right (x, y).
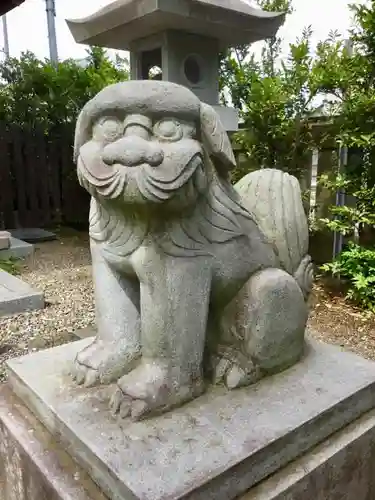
top-left (74, 80), bottom-right (253, 258)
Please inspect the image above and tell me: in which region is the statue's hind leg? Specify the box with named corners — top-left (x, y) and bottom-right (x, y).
top-left (216, 268), bottom-right (308, 389)
top-left (71, 240), bottom-right (141, 387)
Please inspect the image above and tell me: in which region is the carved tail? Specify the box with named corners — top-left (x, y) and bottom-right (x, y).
top-left (235, 168), bottom-right (314, 299)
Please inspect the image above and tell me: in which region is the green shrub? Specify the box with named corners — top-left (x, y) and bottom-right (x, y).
top-left (321, 242), bottom-right (375, 311)
top-left (0, 257), bottom-right (21, 275)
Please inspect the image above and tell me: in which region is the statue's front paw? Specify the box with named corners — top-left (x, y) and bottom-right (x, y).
top-left (71, 339), bottom-right (140, 388)
top-left (109, 362), bottom-right (204, 421)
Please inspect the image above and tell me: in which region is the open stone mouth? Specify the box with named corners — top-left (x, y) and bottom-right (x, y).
top-left (79, 150), bottom-right (204, 202)
top-left (109, 153), bottom-right (204, 179)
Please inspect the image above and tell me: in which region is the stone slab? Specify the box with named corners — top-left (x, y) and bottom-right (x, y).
top-left (0, 237), bottom-right (34, 260)
top-left (0, 270), bottom-right (44, 316)
top-left (3, 390), bottom-right (375, 500)
top-left (240, 409), bottom-right (375, 500)
top-left (8, 228), bottom-right (56, 243)
top-left (0, 384), bottom-right (107, 500)
top-left (7, 336), bottom-right (375, 500)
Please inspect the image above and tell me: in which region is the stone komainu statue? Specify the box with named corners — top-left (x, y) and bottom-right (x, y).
top-left (72, 80), bottom-right (314, 420)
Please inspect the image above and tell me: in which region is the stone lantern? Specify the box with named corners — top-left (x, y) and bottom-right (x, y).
top-left (67, 0), bottom-right (285, 130)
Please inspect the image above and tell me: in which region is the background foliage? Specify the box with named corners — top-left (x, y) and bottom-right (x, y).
top-left (219, 0), bottom-right (334, 180)
top-left (316, 1), bottom-right (375, 310)
top-left (0, 46), bottom-right (129, 128)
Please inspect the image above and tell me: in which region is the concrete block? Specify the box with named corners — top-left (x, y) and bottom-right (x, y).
top-left (0, 237), bottom-right (34, 260)
top-left (0, 385), bottom-right (107, 500)
top-left (7, 336), bottom-right (375, 500)
top-left (0, 270), bottom-right (44, 316)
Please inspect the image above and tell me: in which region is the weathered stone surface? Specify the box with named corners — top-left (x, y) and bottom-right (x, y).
top-left (0, 269), bottom-right (44, 316)
top-left (241, 409), bottom-right (375, 500)
top-left (67, 0), bottom-right (285, 50)
top-left (7, 336), bottom-right (375, 500)
top-left (0, 237), bottom-right (34, 260)
top-left (0, 385), bottom-right (107, 500)
top-left (69, 79), bottom-right (314, 421)
top-left (0, 231), bottom-right (11, 250)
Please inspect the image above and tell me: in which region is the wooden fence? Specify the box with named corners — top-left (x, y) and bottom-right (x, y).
top-left (0, 122), bottom-right (89, 229)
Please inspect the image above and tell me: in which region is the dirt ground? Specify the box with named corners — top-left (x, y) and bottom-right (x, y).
top-left (308, 278), bottom-right (375, 360)
top-left (1, 228), bottom-right (375, 381)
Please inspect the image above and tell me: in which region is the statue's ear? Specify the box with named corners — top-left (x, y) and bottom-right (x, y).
top-left (73, 108), bottom-right (91, 163)
top-left (200, 102), bottom-right (237, 176)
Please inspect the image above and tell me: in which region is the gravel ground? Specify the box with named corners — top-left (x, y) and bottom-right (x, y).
top-left (0, 229), bottom-right (95, 381)
top-left (1, 230), bottom-right (375, 382)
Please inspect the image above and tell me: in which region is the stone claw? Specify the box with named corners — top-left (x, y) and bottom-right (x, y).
top-left (109, 388), bottom-right (148, 420)
top-left (212, 355), bottom-right (261, 390)
top-left (130, 399), bottom-right (149, 420)
top-left (119, 399), bottom-right (132, 419)
top-left (109, 388), bottom-right (123, 415)
top-left (83, 368), bottom-right (99, 388)
top-left (74, 364), bottom-right (87, 385)
top-left (213, 357), bottom-right (232, 385)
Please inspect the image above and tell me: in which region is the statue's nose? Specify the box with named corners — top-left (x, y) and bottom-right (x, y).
top-left (101, 136), bottom-right (164, 167)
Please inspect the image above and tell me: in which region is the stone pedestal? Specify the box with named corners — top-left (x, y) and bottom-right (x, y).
top-left (3, 336), bottom-right (375, 500)
top-left (0, 385), bottom-right (106, 500)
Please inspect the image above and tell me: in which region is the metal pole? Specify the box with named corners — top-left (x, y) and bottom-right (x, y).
top-left (2, 15), bottom-right (9, 58)
top-left (45, 0), bottom-right (58, 64)
top-left (332, 39), bottom-right (353, 259)
top-left (309, 148), bottom-right (319, 220)
top-left (332, 145), bottom-right (347, 258)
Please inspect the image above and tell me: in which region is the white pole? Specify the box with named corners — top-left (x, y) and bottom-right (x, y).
top-left (45, 0), bottom-right (58, 64)
top-left (2, 15), bottom-right (9, 58)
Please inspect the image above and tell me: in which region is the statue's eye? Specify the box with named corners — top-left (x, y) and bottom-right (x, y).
top-left (93, 117), bottom-right (123, 143)
top-left (153, 119), bottom-right (182, 142)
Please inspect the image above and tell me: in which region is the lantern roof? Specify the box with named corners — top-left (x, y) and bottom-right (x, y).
top-left (67, 0), bottom-right (285, 50)
top-left (0, 0), bottom-right (25, 17)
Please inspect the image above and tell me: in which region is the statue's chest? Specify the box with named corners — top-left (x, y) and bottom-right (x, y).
top-left (99, 240), bottom-right (168, 280)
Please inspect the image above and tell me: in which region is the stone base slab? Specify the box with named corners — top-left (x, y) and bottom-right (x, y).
top-left (0, 385), bottom-right (107, 500)
top-left (0, 270), bottom-right (44, 316)
top-left (0, 237), bottom-right (34, 260)
top-left (242, 408), bottom-right (375, 499)
top-left (6, 336), bottom-right (375, 500)
top-left (2, 382), bottom-right (375, 500)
